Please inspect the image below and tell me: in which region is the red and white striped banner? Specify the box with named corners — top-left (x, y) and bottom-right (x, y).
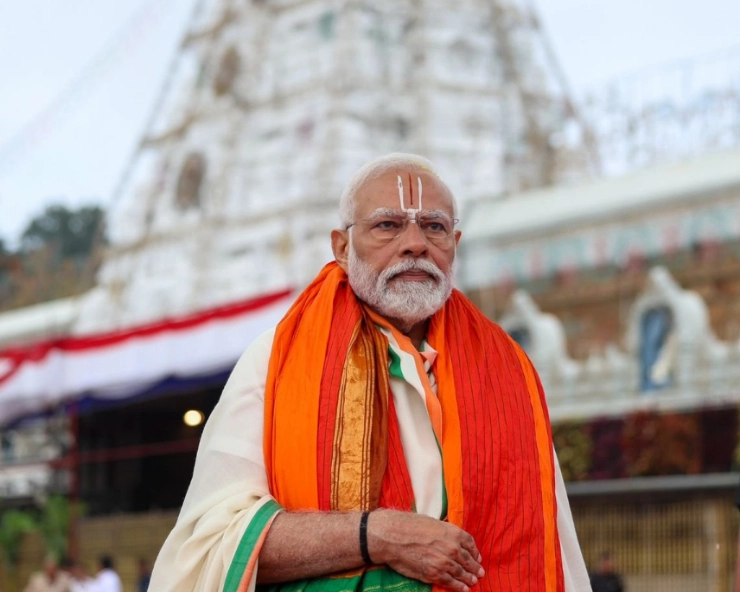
top-left (0, 290), bottom-right (294, 426)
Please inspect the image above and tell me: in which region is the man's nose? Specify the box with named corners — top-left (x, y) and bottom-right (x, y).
top-left (397, 220), bottom-right (428, 257)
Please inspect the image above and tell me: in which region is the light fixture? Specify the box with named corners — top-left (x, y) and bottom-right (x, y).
top-left (183, 409), bottom-right (205, 427)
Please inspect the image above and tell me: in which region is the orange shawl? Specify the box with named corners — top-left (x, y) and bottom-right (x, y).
top-left (264, 263), bottom-right (564, 592)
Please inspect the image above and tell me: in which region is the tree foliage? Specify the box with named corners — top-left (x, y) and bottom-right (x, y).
top-left (0, 203), bottom-right (105, 312)
top-left (20, 205), bottom-right (104, 261)
top-left (0, 510), bottom-right (37, 570)
top-left (37, 495), bottom-right (86, 562)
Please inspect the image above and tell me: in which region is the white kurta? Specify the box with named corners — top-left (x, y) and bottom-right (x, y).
top-left (88, 570), bottom-right (123, 592)
top-left (149, 328), bottom-right (591, 592)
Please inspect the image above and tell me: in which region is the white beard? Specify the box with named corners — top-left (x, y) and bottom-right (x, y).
top-left (347, 246), bottom-right (455, 331)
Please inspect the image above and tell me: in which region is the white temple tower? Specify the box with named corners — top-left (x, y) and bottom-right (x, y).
top-left (76, 0), bottom-right (585, 333)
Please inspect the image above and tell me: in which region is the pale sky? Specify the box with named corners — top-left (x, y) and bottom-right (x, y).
top-left (0, 0), bottom-right (738, 244)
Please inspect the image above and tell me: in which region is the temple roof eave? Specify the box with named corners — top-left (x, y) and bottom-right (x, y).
top-left (462, 148), bottom-right (740, 244)
top-left (0, 297), bottom-right (79, 350)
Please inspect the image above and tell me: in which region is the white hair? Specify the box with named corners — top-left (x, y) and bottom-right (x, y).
top-left (338, 153), bottom-right (458, 228)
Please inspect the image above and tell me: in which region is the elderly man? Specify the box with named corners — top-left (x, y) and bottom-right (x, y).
top-left (149, 153), bottom-right (590, 592)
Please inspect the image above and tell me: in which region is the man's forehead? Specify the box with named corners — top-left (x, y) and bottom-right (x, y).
top-left (355, 169), bottom-right (452, 214)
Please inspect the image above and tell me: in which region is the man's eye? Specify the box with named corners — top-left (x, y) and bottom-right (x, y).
top-left (422, 222), bottom-right (446, 233)
top-left (374, 220), bottom-right (402, 230)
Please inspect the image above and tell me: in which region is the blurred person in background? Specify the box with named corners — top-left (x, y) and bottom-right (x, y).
top-left (734, 483), bottom-right (740, 592)
top-left (23, 556), bottom-right (71, 592)
top-left (137, 558), bottom-right (151, 592)
top-left (149, 153), bottom-right (591, 592)
top-left (68, 560), bottom-right (93, 592)
top-left (90, 556), bottom-right (121, 592)
top-left (589, 551), bottom-right (624, 592)
top-left (735, 536), bottom-right (740, 592)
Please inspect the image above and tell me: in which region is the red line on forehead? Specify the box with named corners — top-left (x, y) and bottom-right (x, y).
top-left (408, 172), bottom-right (414, 206)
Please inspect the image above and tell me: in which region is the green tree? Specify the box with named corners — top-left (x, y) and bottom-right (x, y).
top-left (37, 496), bottom-right (85, 562)
top-left (0, 509), bottom-right (37, 583)
top-left (0, 238), bottom-right (11, 283)
top-left (0, 204), bottom-right (105, 311)
top-left (20, 204), bottom-right (105, 262)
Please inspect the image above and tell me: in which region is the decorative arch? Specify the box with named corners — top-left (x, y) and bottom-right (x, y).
top-left (507, 326), bottom-right (532, 351)
top-left (638, 304), bottom-right (674, 391)
top-left (626, 266), bottom-right (726, 393)
top-left (498, 291), bottom-right (580, 387)
top-left (175, 152), bottom-right (207, 209)
top-left (213, 46), bottom-right (241, 96)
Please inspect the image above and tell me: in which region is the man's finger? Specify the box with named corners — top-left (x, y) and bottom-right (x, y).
top-left (458, 533), bottom-right (484, 576)
top-left (458, 532), bottom-right (478, 555)
top-left (442, 555), bottom-right (479, 589)
top-left (438, 572), bottom-right (471, 592)
top-left (453, 548), bottom-right (484, 584)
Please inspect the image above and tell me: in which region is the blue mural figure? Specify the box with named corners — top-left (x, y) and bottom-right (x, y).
top-left (508, 327), bottom-right (531, 352)
top-left (639, 305), bottom-right (674, 391)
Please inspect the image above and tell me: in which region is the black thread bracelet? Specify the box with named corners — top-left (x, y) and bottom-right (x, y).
top-left (359, 511), bottom-right (372, 564)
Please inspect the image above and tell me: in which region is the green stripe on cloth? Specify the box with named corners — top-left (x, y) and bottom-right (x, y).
top-left (224, 499), bottom-right (283, 592)
top-left (388, 346), bottom-right (404, 380)
top-left (257, 566), bottom-right (430, 592)
top-left (432, 434), bottom-right (448, 521)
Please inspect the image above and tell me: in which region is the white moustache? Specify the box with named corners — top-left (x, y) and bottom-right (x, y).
top-left (381, 259), bottom-right (445, 285)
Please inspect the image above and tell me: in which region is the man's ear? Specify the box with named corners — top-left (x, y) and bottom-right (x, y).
top-left (331, 229), bottom-right (350, 272)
